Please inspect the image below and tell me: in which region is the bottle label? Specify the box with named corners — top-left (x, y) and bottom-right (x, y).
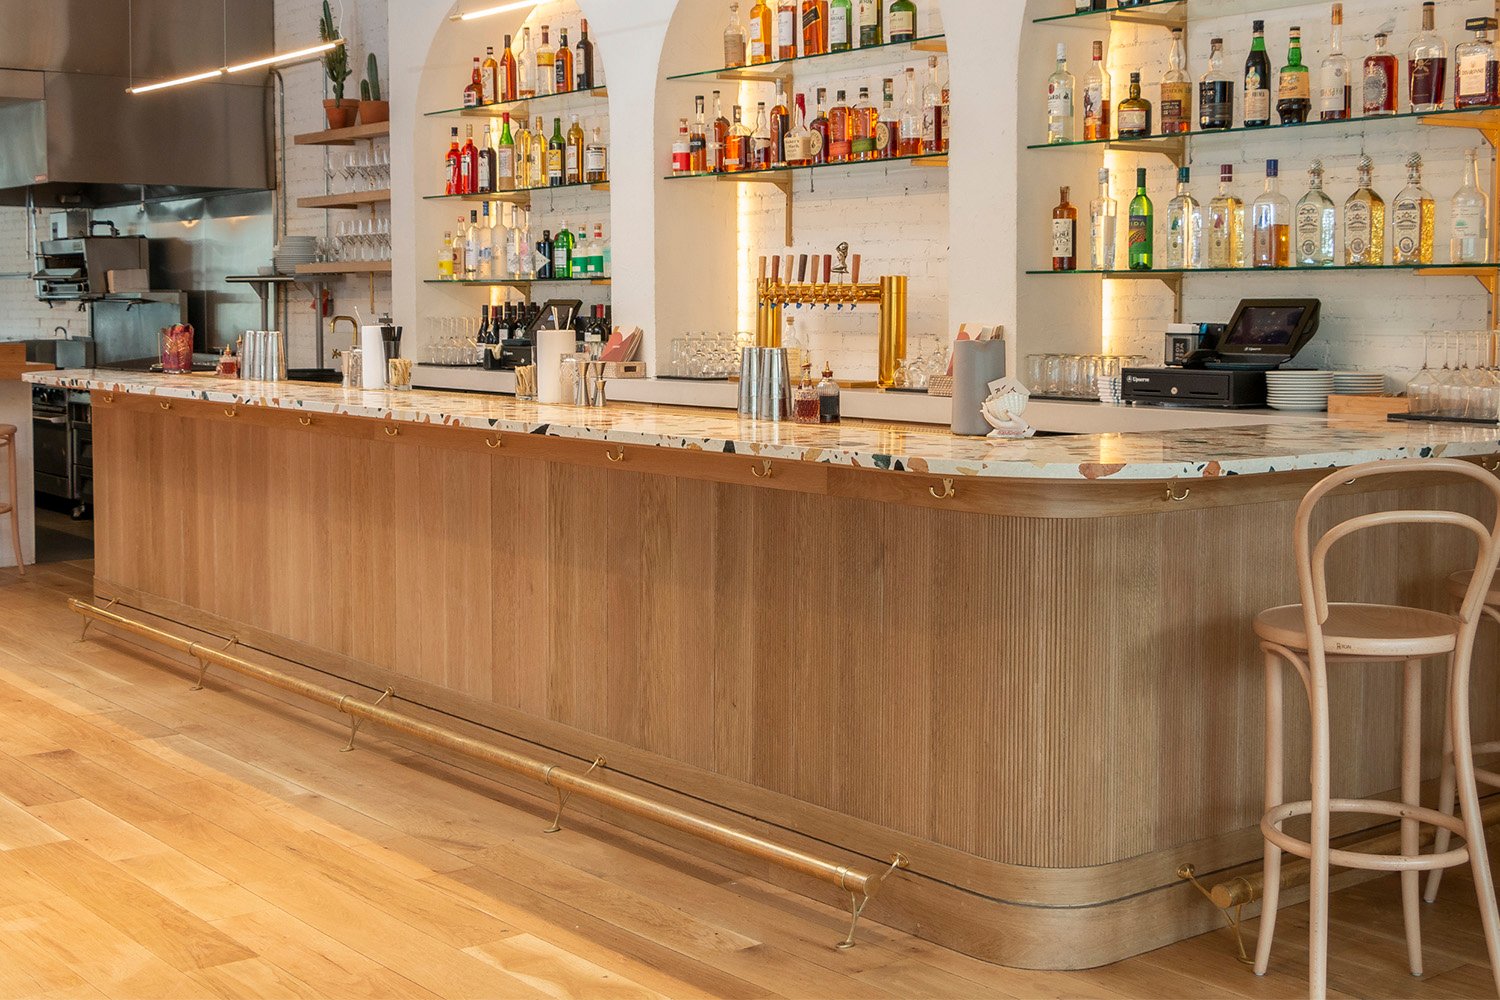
top-left (1159, 83), bottom-right (1190, 129)
top-left (1090, 214), bottom-right (1116, 269)
top-left (1209, 206), bottom-right (1234, 264)
top-left (1453, 204), bottom-right (1486, 260)
top-left (478, 157), bottom-right (491, 191)
top-left (482, 68), bottom-right (497, 102)
top-left (859, 0), bottom-right (880, 44)
top-left (783, 131), bottom-right (806, 162)
top-left (672, 140), bottom-right (691, 172)
top-left (1460, 53), bottom-right (1489, 99)
top-left (1083, 83), bottom-right (1105, 129)
top-left (586, 147), bottom-right (606, 173)
top-left (1199, 81), bottom-right (1232, 126)
top-left (876, 121), bottom-right (892, 153)
top-left (498, 149), bottom-right (515, 181)
top-left (888, 10), bottom-right (914, 36)
top-left (1277, 70), bottom-right (1309, 101)
top-left (852, 131), bottom-right (875, 156)
top-left (1295, 203), bottom-right (1323, 259)
top-left (1118, 107), bottom-right (1146, 133)
top-left (547, 149), bottom-right (563, 179)
top-left (806, 130), bottom-right (825, 159)
top-left (750, 19), bottom-right (766, 59)
top-left (464, 89), bottom-right (480, 108)
top-left (1166, 213), bottom-right (1185, 263)
top-left (777, 11), bottom-right (795, 46)
top-left (830, 6), bottom-right (849, 44)
top-left (1344, 201), bottom-right (1371, 257)
top-left (802, 6), bottom-right (821, 30)
top-left (1244, 87), bottom-right (1270, 121)
top-left (1047, 81), bottom-right (1073, 119)
top-left (1317, 65), bottom-right (1346, 112)
top-left (1393, 199), bottom-right (1421, 256)
top-left (1363, 63), bottom-right (1391, 111)
top-left (1129, 214), bottom-right (1150, 251)
top-left (1411, 58), bottom-right (1440, 105)
top-left (553, 247), bottom-right (569, 271)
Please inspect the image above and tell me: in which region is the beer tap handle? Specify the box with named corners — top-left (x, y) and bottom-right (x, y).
top-left (770, 255), bottom-right (781, 285)
top-left (797, 254), bottom-right (808, 284)
top-left (851, 254), bottom-right (862, 286)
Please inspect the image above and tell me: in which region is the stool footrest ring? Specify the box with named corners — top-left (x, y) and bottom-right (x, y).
top-left (1262, 798), bottom-right (1471, 872)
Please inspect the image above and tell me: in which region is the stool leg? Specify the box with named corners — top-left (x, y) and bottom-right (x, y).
top-left (1308, 660), bottom-right (1332, 1000)
top-left (5, 438), bottom-right (20, 577)
top-left (1449, 644), bottom-right (1500, 997)
top-left (1400, 658), bottom-right (1424, 977)
top-left (1425, 661), bottom-right (1457, 905)
top-left (1254, 648), bottom-right (1285, 976)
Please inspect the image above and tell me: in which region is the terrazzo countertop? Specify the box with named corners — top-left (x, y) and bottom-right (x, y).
top-left (26, 369), bottom-right (1500, 481)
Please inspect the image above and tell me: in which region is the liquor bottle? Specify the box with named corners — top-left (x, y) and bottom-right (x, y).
top-left (751, 102), bottom-right (773, 169)
top-left (553, 221), bottom-right (575, 279)
top-left (477, 123), bottom-right (496, 194)
top-left (785, 93), bottom-right (815, 166)
top-left (464, 56), bottom-right (483, 108)
top-left (535, 26), bottom-right (555, 98)
top-left (1199, 37), bottom-right (1234, 130)
top-left (1276, 26), bottom-right (1311, 124)
top-left (1160, 28), bottom-right (1191, 134)
top-left (1166, 167), bottom-right (1203, 269)
top-left (724, 3), bottom-right (748, 68)
top-left (577, 20), bottom-right (595, 90)
top-left (453, 216), bottom-right (469, 277)
top-left (510, 209), bottom-right (533, 278)
top-left (691, 96), bottom-right (709, 173)
top-left (672, 118), bottom-right (692, 174)
top-left (1363, 32), bottom-right (1398, 115)
top-left (879, 78), bottom-right (899, 157)
top-left (536, 230), bottom-right (553, 279)
top-left (1343, 154), bottom-right (1385, 265)
top-left (1250, 160), bottom-right (1290, 268)
top-left (555, 28), bottom-right (575, 95)
top-left (1451, 147), bottom-right (1490, 263)
top-left (489, 202), bottom-right (510, 279)
top-left (803, 0), bottom-right (829, 57)
top-left (749, 0), bottom-right (773, 64)
top-left (460, 125), bottom-right (479, 194)
top-left (1083, 40), bottom-right (1111, 141)
top-left (514, 118), bottom-right (533, 188)
top-left (777, 0), bottom-right (798, 59)
top-left (1046, 43), bottom-right (1075, 145)
top-left (438, 230), bottom-right (454, 279)
top-left (725, 105), bottom-right (751, 172)
top-left (547, 117), bottom-right (565, 187)
top-left (594, 222), bottom-right (609, 276)
top-left (771, 83), bottom-right (792, 165)
top-left (817, 364), bottom-right (841, 423)
top-left (829, 89), bottom-right (853, 162)
top-left (851, 86), bottom-right (878, 160)
top-left (530, 116), bottom-right (547, 186)
top-left (1392, 152), bottom-right (1435, 265)
top-left (858, 0), bottom-right (882, 46)
top-left (1117, 72), bottom-right (1152, 138)
top-left (1244, 20), bottom-right (1272, 127)
top-left (1089, 167), bottom-right (1118, 270)
top-left (481, 46), bottom-right (499, 105)
top-left (586, 126), bottom-right (609, 182)
top-left (888, 0), bottom-right (916, 43)
top-left (516, 28), bottom-right (534, 99)
top-left (1294, 160), bottom-right (1336, 267)
top-left (497, 113), bottom-right (517, 190)
top-left (811, 87), bottom-right (831, 163)
top-left (565, 115), bottom-right (585, 184)
top-left (445, 127), bottom-right (461, 195)
top-left (712, 91), bottom-right (731, 171)
top-left (1208, 165), bottom-right (1243, 269)
top-left (921, 58), bottom-right (942, 152)
top-left (1456, 17), bottom-right (1499, 108)
top-left (1409, 1), bottom-right (1448, 113)
top-left (478, 306), bottom-right (492, 348)
top-left (1052, 186), bottom-right (1077, 271)
top-left (500, 35), bottom-right (518, 102)
top-left (830, 0), bottom-right (853, 51)
top-left (1318, 5), bottom-right (1351, 120)
top-left (465, 209), bottom-right (483, 279)
top-left (1127, 169), bottom-right (1153, 270)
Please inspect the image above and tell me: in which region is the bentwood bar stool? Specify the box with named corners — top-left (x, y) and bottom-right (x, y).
top-left (0, 424), bottom-right (22, 576)
top-left (1252, 458), bottom-right (1500, 999)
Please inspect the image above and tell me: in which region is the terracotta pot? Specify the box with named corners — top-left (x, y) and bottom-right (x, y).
top-left (359, 100), bottom-right (389, 125)
top-left (323, 98), bottom-right (358, 129)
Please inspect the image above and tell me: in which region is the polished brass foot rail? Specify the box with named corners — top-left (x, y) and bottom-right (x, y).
top-left (68, 597), bottom-right (908, 948)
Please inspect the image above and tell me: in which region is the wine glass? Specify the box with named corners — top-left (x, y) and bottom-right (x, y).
top-left (1407, 334), bottom-right (1440, 415)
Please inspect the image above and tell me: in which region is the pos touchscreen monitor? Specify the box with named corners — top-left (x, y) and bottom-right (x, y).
top-left (1212, 298), bottom-right (1321, 367)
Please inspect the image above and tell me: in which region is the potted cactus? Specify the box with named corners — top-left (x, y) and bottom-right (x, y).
top-left (319, 0), bottom-right (356, 128)
top-left (359, 54), bottom-right (388, 125)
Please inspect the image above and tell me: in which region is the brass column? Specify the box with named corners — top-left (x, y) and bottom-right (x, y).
top-left (877, 275), bottom-right (908, 389)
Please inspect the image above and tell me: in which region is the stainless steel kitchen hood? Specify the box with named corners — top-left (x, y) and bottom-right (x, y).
top-left (0, 0), bottom-right (274, 207)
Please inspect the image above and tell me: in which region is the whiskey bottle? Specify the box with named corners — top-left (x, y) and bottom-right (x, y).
top-left (776, 0), bottom-right (798, 60)
top-left (1117, 72), bottom-right (1152, 139)
top-left (751, 101), bottom-right (773, 169)
top-left (464, 56), bottom-right (483, 108)
top-left (535, 26), bottom-right (555, 98)
top-left (1159, 29), bottom-right (1191, 134)
top-left (1208, 165), bottom-right (1243, 269)
top-left (1089, 167), bottom-right (1117, 270)
top-left (771, 83), bottom-right (792, 166)
top-left (691, 97), bottom-right (709, 172)
top-left (1276, 26), bottom-right (1311, 124)
top-left (565, 115), bottom-right (585, 185)
top-left (516, 28), bottom-right (534, 99)
top-left (1244, 20), bottom-right (1272, 127)
top-left (830, 0), bottom-right (853, 51)
top-left (858, 0), bottom-right (882, 47)
top-left (586, 126), bottom-right (609, 183)
top-left (888, 0), bottom-right (916, 43)
top-left (784, 94), bottom-right (815, 166)
top-left (1199, 38), bottom-right (1233, 130)
top-left (1363, 32), bottom-right (1398, 115)
top-left (922, 56), bottom-right (944, 152)
top-left (1250, 160), bottom-right (1290, 268)
top-left (1392, 152), bottom-right (1434, 265)
top-left (1343, 155), bottom-right (1386, 265)
top-left (1408, 2), bottom-right (1448, 113)
top-left (749, 0), bottom-right (773, 64)
top-left (712, 91), bottom-right (731, 171)
top-left (724, 3), bottom-right (748, 67)
top-left (1165, 166), bottom-right (1203, 269)
top-left (501, 35), bottom-right (518, 102)
top-left (1128, 167), bottom-right (1153, 271)
top-left (497, 114), bottom-right (517, 190)
top-left (1046, 43), bottom-right (1075, 144)
top-left (1295, 160), bottom-right (1336, 266)
top-left (547, 117), bottom-right (566, 187)
top-left (481, 46), bottom-right (499, 105)
top-left (810, 88), bottom-right (830, 163)
top-left (718, 109), bottom-right (743, 172)
top-left (555, 28), bottom-right (575, 95)
top-left (829, 89), bottom-right (853, 162)
top-left (1083, 40), bottom-right (1111, 141)
top-left (899, 70), bottom-right (921, 155)
top-left (879, 77), bottom-right (899, 157)
top-left (1053, 186), bottom-right (1078, 272)
top-left (1456, 17), bottom-right (1499, 108)
top-left (802, 0), bottom-right (829, 57)
top-left (576, 20), bottom-right (595, 90)
top-left (1451, 148), bottom-right (1490, 263)
top-left (1318, 4), bottom-right (1351, 120)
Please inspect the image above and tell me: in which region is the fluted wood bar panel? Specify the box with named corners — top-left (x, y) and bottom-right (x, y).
top-left (89, 391), bottom-right (1500, 968)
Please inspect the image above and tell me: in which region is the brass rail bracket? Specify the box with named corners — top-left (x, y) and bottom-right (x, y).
top-left (78, 598), bottom-right (120, 640)
top-left (837, 852), bottom-right (909, 951)
top-left (543, 755), bottom-right (606, 834)
top-left (340, 687), bottom-right (393, 751)
top-left (189, 635), bottom-right (239, 691)
top-left (1177, 863), bottom-right (1253, 966)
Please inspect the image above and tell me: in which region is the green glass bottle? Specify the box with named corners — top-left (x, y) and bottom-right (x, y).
top-left (1128, 167), bottom-right (1153, 270)
top-left (829, 0), bottom-right (854, 51)
top-left (887, 0), bottom-right (916, 43)
top-left (552, 218), bottom-right (575, 279)
top-left (547, 117), bottom-right (566, 188)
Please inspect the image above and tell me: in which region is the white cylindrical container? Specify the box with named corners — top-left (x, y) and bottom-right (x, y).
top-left (360, 325), bottom-right (388, 389)
top-left (536, 328), bottom-right (575, 404)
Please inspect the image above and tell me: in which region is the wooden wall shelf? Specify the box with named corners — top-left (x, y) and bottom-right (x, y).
top-left (296, 189), bottom-right (392, 210)
top-left (294, 261), bottom-right (393, 276)
top-left (293, 121), bottom-right (392, 146)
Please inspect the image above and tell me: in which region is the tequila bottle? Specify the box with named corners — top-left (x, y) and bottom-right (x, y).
top-left (724, 2), bottom-right (748, 67)
top-left (1456, 16), bottom-right (1500, 108)
top-left (1207, 164), bottom-right (1244, 269)
top-left (1128, 167), bottom-right (1153, 271)
top-left (1295, 159), bottom-right (1336, 266)
top-left (1165, 166), bottom-right (1203, 269)
top-left (1318, 4), bottom-right (1351, 120)
top-left (1276, 26), bottom-right (1311, 124)
top-left (1408, 1), bottom-right (1448, 113)
top-left (1046, 43), bottom-right (1075, 144)
top-left (1343, 154), bottom-right (1386, 265)
top-left (1451, 147), bottom-right (1490, 264)
top-left (1392, 152), bottom-right (1435, 264)
top-left (1159, 28), bottom-right (1191, 134)
top-left (1199, 37), bottom-right (1234, 130)
top-left (1089, 167), bottom-right (1118, 271)
top-left (1250, 160), bottom-right (1291, 268)
top-left (1083, 40), bottom-right (1111, 141)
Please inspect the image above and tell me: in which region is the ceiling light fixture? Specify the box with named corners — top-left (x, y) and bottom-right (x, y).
top-left (451, 1), bottom-right (539, 22)
top-left (126, 39), bottom-right (345, 94)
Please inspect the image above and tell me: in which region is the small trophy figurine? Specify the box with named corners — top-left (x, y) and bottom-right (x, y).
top-left (830, 242), bottom-right (850, 280)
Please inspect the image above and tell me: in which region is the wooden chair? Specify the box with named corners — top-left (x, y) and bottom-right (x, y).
top-left (1252, 458), bottom-right (1500, 999)
top-left (0, 424), bottom-right (21, 576)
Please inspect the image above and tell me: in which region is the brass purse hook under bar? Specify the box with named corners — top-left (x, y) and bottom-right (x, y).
top-left (339, 687), bottom-right (394, 751)
top-left (1177, 864), bottom-right (1253, 965)
top-left (838, 852), bottom-right (909, 950)
top-left (543, 756), bottom-right (606, 833)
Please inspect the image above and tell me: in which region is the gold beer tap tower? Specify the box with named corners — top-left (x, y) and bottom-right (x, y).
top-left (755, 247), bottom-right (908, 389)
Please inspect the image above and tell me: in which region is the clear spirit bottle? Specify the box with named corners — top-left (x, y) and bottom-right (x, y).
top-left (1392, 152), bottom-right (1435, 264)
top-left (1207, 164), bottom-right (1242, 269)
top-left (1318, 4), bottom-right (1351, 120)
top-left (1165, 166), bottom-right (1203, 269)
top-left (1408, 1), bottom-right (1448, 112)
top-left (1250, 160), bottom-right (1291, 268)
top-left (724, 2), bottom-right (748, 67)
top-left (1046, 43), bottom-right (1076, 144)
top-left (1295, 160), bottom-right (1336, 266)
top-left (1451, 148), bottom-right (1490, 263)
top-left (1089, 167), bottom-right (1118, 271)
top-left (899, 69), bottom-right (921, 155)
top-left (1128, 167), bottom-right (1153, 271)
top-left (1160, 28), bottom-right (1191, 134)
top-left (1456, 16), bottom-right (1500, 108)
top-left (1083, 40), bottom-right (1111, 140)
top-left (1344, 154), bottom-right (1386, 265)
top-left (1199, 37), bottom-right (1234, 130)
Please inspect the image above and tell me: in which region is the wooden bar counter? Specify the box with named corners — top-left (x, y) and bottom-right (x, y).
top-left (29, 369), bottom-right (1500, 969)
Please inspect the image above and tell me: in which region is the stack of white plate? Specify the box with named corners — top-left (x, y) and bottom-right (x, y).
top-left (1331, 371), bottom-right (1387, 396)
top-left (273, 236), bottom-right (318, 275)
top-left (1266, 369), bottom-right (1335, 411)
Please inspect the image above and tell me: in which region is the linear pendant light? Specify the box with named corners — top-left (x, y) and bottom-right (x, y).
top-left (126, 39), bottom-right (344, 94)
top-left (451, 0), bottom-right (540, 22)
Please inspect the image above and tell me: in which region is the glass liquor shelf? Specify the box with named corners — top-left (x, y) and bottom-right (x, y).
top-left (1027, 262), bottom-right (1497, 277)
top-left (424, 180), bottom-right (610, 205)
top-left (663, 150), bottom-right (948, 183)
top-left (665, 33), bottom-right (947, 85)
top-left (1027, 104), bottom-right (1500, 152)
top-left (1032, 0), bottom-right (1357, 27)
top-left (424, 277), bottom-right (612, 286)
top-left (424, 86), bottom-right (609, 119)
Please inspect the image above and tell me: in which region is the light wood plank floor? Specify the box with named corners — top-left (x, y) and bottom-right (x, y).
top-left (0, 561), bottom-right (1496, 999)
